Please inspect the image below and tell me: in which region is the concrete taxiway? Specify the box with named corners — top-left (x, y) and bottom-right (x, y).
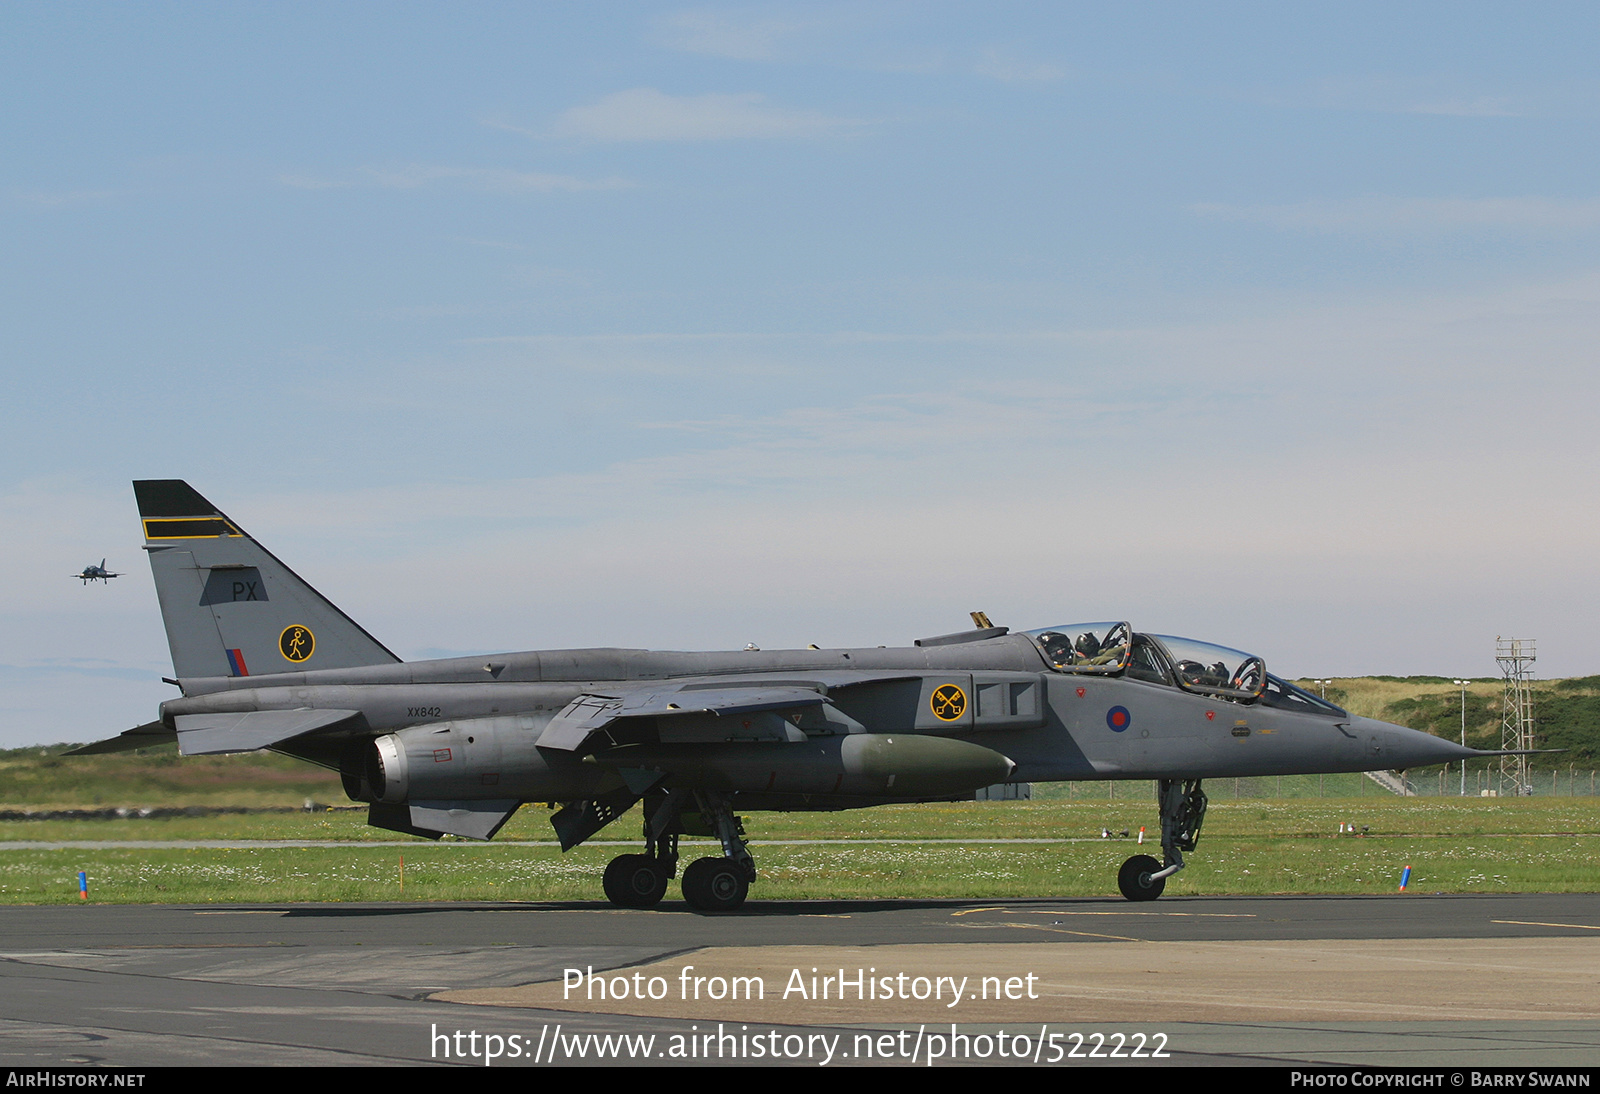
top-left (0, 894), bottom-right (1596, 1067)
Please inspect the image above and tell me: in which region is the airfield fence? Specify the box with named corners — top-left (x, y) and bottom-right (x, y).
top-left (1046, 768), bottom-right (1599, 800)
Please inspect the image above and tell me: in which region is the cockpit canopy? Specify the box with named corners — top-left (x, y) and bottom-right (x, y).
top-left (1027, 622), bottom-right (1131, 674)
top-left (1024, 623), bottom-right (1339, 711)
top-left (1151, 634), bottom-right (1265, 700)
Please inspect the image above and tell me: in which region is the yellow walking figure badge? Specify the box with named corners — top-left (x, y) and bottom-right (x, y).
top-left (279, 624), bottom-right (315, 662)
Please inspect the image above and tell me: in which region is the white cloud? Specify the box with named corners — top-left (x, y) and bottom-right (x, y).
top-left (554, 88), bottom-right (862, 141)
top-left (1191, 195), bottom-right (1600, 234)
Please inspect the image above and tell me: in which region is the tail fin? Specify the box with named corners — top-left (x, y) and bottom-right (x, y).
top-left (134, 480), bottom-right (399, 679)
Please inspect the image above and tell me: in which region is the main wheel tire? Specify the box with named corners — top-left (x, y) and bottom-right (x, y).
top-left (603, 854), bottom-right (668, 908)
top-left (1117, 854), bottom-right (1166, 902)
top-left (680, 856), bottom-right (749, 912)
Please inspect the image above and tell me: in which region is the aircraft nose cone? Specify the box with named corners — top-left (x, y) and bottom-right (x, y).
top-left (1350, 715), bottom-right (1479, 769)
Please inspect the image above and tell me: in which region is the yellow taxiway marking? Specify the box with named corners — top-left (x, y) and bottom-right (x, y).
top-left (1492, 919), bottom-right (1600, 931)
top-left (953, 922), bottom-right (1145, 942)
top-left (950, 907), bottom-right (1254, 918)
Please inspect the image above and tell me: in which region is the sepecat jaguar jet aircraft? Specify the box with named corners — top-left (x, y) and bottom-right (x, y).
top-left (73, 480), bottom-right (1496, 910)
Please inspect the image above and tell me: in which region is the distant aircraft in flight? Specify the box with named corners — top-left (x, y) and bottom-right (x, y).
top-left (76, 560), bottom-right (121, 584)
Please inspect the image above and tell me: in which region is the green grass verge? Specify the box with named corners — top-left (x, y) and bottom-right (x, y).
top-left (11, 836), bottom-right (1599, 906)
top-left (5, 796), bottom-right (1599, 843)
top-left (5, 798), bottom-right (1598, 905)
top-left (0, 745), bottom-right (342, 810)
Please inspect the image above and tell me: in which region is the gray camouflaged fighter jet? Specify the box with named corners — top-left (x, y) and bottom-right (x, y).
top-left (73, 480), bottom-right (1495, 910)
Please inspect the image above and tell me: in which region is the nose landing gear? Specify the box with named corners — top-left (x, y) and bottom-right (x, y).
top-left (1117, 778), bottom-right (1206, 902)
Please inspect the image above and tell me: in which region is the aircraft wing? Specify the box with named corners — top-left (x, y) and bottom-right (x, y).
top-left (173, 709), bottom-right (363, 755)
top-left (673, 670), bottom-right (924, 692)
top-left (537, 684), bottom-right (839, 752)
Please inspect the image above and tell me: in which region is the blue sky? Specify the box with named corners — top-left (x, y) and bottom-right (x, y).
top-left (4, 3), bottom-right (1599, 746)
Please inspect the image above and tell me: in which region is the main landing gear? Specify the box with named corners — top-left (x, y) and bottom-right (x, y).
top-left (681, 855), bottom-right (749, 912)
top-left (602, 789), bottom-right (756, 913)
top-left (601, 853), bottom-right (670, 908)
top-left (1117, 778), bottom-right (1207, 902)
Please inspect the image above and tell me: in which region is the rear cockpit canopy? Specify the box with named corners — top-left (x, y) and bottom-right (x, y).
top-left (1151, 635), bottom-right (1265, 701)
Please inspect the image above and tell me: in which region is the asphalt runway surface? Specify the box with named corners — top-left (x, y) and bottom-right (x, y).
top-left (1, 893), bottom-right (1596, 1068)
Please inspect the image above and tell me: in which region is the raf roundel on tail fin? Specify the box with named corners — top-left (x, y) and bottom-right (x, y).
top-left (133, 480), bottom-right (399, 680)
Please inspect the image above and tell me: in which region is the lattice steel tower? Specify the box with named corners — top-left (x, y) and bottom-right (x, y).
top-left (1495, 637), bottom-right (1536, 796)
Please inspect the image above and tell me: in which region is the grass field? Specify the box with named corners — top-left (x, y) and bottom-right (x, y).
top-left (5, 797), bottom-right (1598, 906)
top-left (0, 746), bottom-right (343, 810)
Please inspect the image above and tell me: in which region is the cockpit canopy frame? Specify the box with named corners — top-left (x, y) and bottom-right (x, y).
top-left (1024, 622), bottom-right (1132, 674)
top-left (1025, 623), bottom-right (1276, 704)
top-left (1148, 635), bottom-right (1267, 701)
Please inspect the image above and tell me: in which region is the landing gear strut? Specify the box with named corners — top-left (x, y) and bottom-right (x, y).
top-left (599, 788), bottom-right (756, 912)
top-left (601, 788), bottom-right (686, 909)
top-left (1118, 778), bottom-right (1206, 902)
top-left (680, 790), bottom-right (754, 913)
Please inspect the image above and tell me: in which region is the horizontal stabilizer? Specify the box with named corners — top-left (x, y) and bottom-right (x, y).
top-left (174, 708), bottom-right (361, 756)
top-left (408, 800), bottom-right (521, 841)
top-left (368, 801), bottom-right (442, 840)
top-left (65, 721), bottom-right (177, 756)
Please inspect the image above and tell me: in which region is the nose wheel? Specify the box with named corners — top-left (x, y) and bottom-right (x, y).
top-left (1117, 854), bottom-right (1165, 901)
top-left (1116, 778), bottom-right (1207, 901)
